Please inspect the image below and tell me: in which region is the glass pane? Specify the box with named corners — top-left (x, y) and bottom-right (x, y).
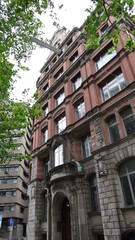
top-left (118, 164), bottom-right (126, 175)
top-left (91, 187), bottom-right (99, 211)
top-left (130, 173), bottom-right (135, 197)
top-left (127, 160), bottom-right (135, 172)
top-left (121, 107), bottom-right (132, 118)
top-left (124, 116), bottom-right (135, 135)
top-left (108, 79), bottom-right (120, 97)
top-left (120, 176), bottom-right (133, 206)
top-left (110, 125), bottom-right (120, 142)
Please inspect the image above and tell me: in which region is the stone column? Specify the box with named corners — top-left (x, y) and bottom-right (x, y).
top-left (76, 181), bottom-right (89, 240)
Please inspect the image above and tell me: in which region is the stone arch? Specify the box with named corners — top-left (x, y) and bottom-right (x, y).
top-left (51, 191), bottom-right (72, 240)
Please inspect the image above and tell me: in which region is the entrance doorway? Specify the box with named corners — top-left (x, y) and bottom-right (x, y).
top-left (61, 198), bottom-right (72, 240)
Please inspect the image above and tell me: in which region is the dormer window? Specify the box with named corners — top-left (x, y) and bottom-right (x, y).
top-left (54, 67), bottom-right (63, 81)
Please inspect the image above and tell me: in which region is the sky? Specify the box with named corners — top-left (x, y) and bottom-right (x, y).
top-left (13, 0), bottom-right (91, 100)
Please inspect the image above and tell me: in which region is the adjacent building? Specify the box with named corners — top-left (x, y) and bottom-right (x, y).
top-left (0, 124), bottom-right (32, 239)
top-left (27, 17), bottom-right (135, 240)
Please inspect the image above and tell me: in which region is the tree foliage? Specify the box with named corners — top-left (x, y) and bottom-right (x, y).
top-left (0, 0), bottom-right (56, 164)
top-left (85, 0), bottom-right (135, 52)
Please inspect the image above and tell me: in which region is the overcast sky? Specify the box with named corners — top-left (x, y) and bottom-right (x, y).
top-left (13, 0), bottom-right (91, 100)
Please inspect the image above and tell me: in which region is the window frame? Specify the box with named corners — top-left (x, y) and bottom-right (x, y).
top-left (118, 159), bottom-right (135, 207)
top-left (55, 90), bottom-right (65, 107)
top-left (95, 46), bottom-right (116, 71)
top-left (54, 144), bottom-right (63, 167)
top-left (107, 115), bottom-right (120, 143)
top-left (43, 105), bottom-right (48, 118)
top-left (120, 106), bottom-right (135, 136)
top-left (101, 70), bottom-right (126, 102)
top-left (89, 174), bottom-right (100, 212)
top-left (54, 67), bottom-right (64, 81)
top-left (75, 100), bottom-right (85, 120)
top-left (82, 135), bottom-right (92, 158)
top-left (72, 74), bottom-right (82, 91)
top-left (55, 114), bottom-right (66, 134)
top-left (42, 128), bottom-right (48, 144)
top-left (70, 51), bottom-right (78, 65)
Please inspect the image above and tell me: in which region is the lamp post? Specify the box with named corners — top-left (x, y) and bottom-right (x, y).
top-left (30, 37), bottom-right (62, 55)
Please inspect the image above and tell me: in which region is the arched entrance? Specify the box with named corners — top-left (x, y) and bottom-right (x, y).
top-left (61, 198), bottom-right (72, 240)
top-left (52, 193), bottom-right (72, 240)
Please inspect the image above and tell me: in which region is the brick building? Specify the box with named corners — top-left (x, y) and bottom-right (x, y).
top-left (27, 17), bottom-right (135, 240)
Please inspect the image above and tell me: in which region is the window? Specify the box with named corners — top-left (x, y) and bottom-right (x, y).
top-left (43, 105), bottom-right (48, 118)
top-left (20, 207), bottom-right (24, 213)
top-left (43, 194), bottom-right (47, 221)
top-left (75, 100), bottom-right (85, 120)
top-left (67, 38), bottom-right (72, 47)
top-left (72, 74), bottom-right (82, 91)
top-left (54, 144), bottom-right (63, 167)
top-left (82, 135), bottom-right (92, 158)
top-left (95, 47), bottom-right (116, 71)
top-left (101, 70), bottom-right (126, 102)
top-left (53, 57), bottom-right (57, 64)
top-left (0, 205), bottom-right (15, 212)
top-left (89, 174), bottom-right (100, 211)
top-left (42, 128), bottom-right (48, 144)
top-left (0, 190), bottom-right (16, 197)
top-left (120, 106), bottom-right (135, 136)
top-left (118, 159), bottom-right (135, 206)
top-left (56, 115), bottom-right (66, 133)
top-left (43, 84), bottom-right (49, 94)
top-left (101, 23), bottom-right (109, 35)
top-left (107, 115), bottom-right (120, 143)
top-left (0, 178), bottom-right (17, 184)
top-left (54, 67), bottom-right (63, 81)
top-left (0, 166), bottom-right (18, 173)
top-left (55, 90), bottom-right (65, 107)
top-left (70, 51), bottom-right (78, 65)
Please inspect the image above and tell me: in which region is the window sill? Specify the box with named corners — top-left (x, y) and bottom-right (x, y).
top-left (87, 211), bottom-right (101, 217)
top-left (121, 206), bottom-right (135, 211)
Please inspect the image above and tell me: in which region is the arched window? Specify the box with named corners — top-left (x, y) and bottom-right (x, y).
top-left (118, 159), bottom-right (135, 206)
top-left (120, 106), bottom-right (135, 136)
top-left (89, 174), bottom-right (100, 211)
top-left (107, 115), bottom-right (120, 143)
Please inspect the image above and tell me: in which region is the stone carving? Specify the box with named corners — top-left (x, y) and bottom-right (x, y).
top-left (96, 154), bottom-right (107, 177)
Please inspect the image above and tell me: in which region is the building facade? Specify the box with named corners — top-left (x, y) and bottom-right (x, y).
top-left (27, 18), bottom-right (135, 240)
top-left (0, 124), bottom-right (32, 239)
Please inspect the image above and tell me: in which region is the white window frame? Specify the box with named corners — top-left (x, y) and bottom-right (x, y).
top-left (43, 105), bottom-right (48, 118)
top-left (70, 51), bottom-right (78, 65)
top-left (73, 75), bottom-right (82, 91)
top-left (101, 72), bottom-right (126, 102)
top-left (54, 144), bottom-right (63, 167)
top-left (118, 160), bottom-right (135, 206)
top-left (82, 135), bottom-right (92, 158)
top-left (55, 91), bottom-right (65, 107)
top-left (95, 48), bottom-right (116, 71)
top-left (55, 68), bottom-right (63, 81)
top-left (42, 128), bottom-right (48, 144)
top-left (56, 115), bottom-right (66, 133)
top-left (75, 101), bottom-right (85, 120)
